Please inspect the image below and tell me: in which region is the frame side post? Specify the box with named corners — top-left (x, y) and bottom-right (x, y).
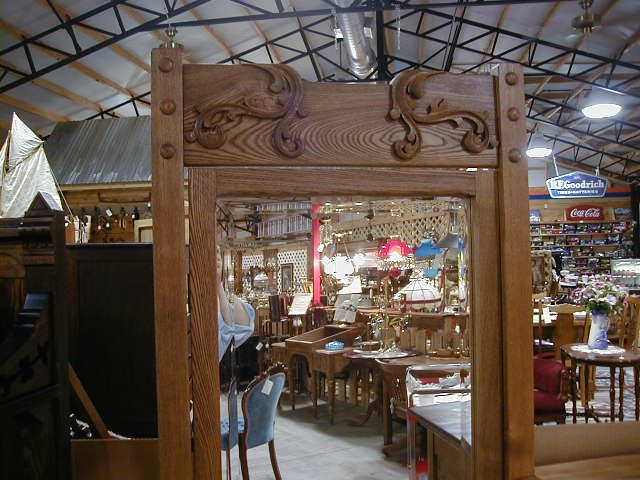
top-left (151, 46), bottom-right (193, 480)
top-left (189, 169), bottom-right (222, 479)
top-left (496, 63), bottom-right (534, 478)
top-left (472, 170), bottom-right (504, 478)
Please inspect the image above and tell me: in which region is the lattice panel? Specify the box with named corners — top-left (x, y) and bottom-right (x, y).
top-left (242, 254), bottom-right (264, 270)
top-left (277, 248), bottom-right (308, 292)
top-left (323, 213), bottom-right (452, 246)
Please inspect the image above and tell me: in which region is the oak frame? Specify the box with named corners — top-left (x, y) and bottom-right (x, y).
top-left (151, 47), bottom-right (532, 480)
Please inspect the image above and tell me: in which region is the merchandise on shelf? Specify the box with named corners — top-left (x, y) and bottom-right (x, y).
top-left (530, 220), bottom-right (633, 275)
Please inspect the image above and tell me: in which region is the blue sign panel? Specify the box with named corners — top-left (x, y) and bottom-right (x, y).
top-left (546, 171), bottom-right (608, 199)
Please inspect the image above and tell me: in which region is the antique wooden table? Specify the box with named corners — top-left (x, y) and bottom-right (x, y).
top-left (312, 347), bottom-right (354, 424)
top-left (561, 343), bottom-right (640, 423)
top-left (535, 453), bottom-right (640, 479)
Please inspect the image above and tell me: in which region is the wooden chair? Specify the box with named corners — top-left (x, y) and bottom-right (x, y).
top-left (221, 379), bottom-right (239, 480)
top-left (548, 304), bottom-right (584, 359)
top-left (376, 359), bottom-right (411, 455)
top-left (619, 296), bottom-right (640, 350)
top-left (532, 294), bottom-right (546, 356)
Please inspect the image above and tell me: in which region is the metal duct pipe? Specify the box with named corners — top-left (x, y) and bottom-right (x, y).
top-left (334, 0), bottom-right (376, 79)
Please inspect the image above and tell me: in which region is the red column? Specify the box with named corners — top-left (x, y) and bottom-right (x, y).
top-left (312, 202), bottom-right (321, 305)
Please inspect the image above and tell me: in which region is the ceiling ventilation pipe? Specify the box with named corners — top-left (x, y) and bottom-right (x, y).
top-left (334, 0), bottom-right (376, 79)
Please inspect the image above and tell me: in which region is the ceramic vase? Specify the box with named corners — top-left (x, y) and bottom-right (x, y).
top-left (588, 311), bottom-right (610, 349)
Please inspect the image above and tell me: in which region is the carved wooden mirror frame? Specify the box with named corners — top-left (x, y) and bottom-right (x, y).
top-left (151, 47), bottom-right (532, 480)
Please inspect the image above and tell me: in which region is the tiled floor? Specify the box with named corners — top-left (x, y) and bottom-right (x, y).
top-left (221, 394), bottom-right (407, 480)
top-left (567, 366), bottom-right (638, 422)
top-left (220, 366), bottom-right (638, 479)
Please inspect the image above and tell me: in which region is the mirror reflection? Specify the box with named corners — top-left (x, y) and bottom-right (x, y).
top-left (216, 196), bottom-right (473, 478)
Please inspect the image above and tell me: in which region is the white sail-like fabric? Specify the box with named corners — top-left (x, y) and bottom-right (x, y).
top-left (0, 113), bottom-right (62, 218)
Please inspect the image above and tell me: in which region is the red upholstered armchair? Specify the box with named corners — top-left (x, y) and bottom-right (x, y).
top-left (534, 358), bottom-right (569, 424)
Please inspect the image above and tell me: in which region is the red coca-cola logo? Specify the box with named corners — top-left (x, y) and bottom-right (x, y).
top-left (566, 205), bottom-right (604, 220)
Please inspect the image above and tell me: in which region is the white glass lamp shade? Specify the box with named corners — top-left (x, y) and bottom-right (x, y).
top-left (399, 279), bottom-right (441, 312)
top-left (324, 255), bottom-right (355, 278)
top-left (526, 131), bottom-right (552, 158)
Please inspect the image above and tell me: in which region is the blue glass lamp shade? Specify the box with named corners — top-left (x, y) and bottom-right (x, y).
top-left (414, 238), bottom-right (443, 258)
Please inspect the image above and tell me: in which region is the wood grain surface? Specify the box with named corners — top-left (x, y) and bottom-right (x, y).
top-left (214, 167), bottom-right (476, 198)
top-left (471, 170), bottom-right (504, 478)
top-left (189, 169), bottom-right (222, 479)
top-left (151, 47), bottom-right (192, 480)
top-left (535, 454), bottom-right (640, 480)
top-left (183, 65), bottom-right (498, 168)
top-left (496, 63), bottom-right (535, 479)
top-left (71, 438), bottom-right (159, 480)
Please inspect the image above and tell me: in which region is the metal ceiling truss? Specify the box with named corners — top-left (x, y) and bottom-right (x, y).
top-left (2, 0), bottom-right (636, 180)
top-left (384, 9), bottom-right (640, 99)
top-left (0, 0), bottom-right (214, 94)
top-left (0, 0), bottom-right (575, 94)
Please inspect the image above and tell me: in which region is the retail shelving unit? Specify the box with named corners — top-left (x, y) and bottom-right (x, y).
top-left (530, 221), bottom-right (633, 274)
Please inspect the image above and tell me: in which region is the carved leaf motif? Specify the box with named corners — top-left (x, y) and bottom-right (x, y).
top-left (389, 71), bottom-right (497, 161)
top-left (185, 64), bottom-right (306, 158)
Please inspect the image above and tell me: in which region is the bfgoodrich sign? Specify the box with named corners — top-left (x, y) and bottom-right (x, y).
top-left (546, 172), bottom-right (608, 199)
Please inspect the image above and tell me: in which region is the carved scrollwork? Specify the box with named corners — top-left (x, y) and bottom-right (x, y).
top-left (185, 64), bottom-right (306, 158)
top-left (389, 71), bottom-right (497, 161)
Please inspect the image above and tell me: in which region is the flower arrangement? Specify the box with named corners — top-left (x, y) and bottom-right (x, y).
top-left (570, 276), bottom-right (627, 315)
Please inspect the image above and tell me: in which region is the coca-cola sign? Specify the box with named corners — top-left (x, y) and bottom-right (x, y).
top-left (566, 205), bottom-right (604, 221)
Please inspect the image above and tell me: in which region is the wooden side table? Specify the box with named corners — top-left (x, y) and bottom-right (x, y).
top-left (312, 348), bottom-right (353, 424)
top-left (561, 343), bottom-right (640, 423)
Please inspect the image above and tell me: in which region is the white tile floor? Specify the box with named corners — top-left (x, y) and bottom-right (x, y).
top-left (221, 394), bottom-right (407, 480)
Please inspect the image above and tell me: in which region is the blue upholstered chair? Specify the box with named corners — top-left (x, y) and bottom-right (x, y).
top-left (221, 379), bottom-right (239, 480)
top-left (221, 363), bottom-right (287, 480)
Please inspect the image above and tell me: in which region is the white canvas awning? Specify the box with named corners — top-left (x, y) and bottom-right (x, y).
top-left (0, 113), bottom-right (62, 218)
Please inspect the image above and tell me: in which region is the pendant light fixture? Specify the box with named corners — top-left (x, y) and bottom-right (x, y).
top-left (581, 88), bottom-right (623, 119)
top-left (526, 129), bottom-right (552, 158)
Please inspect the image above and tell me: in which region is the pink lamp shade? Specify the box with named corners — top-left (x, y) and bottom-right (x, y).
top-left (378, 239), bottom-right (414, 259)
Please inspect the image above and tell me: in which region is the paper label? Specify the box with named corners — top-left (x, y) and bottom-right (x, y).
top-left (288, 293), bottom-right (313, 315)
top-left (542, 307), bottom-right (552, 324)
top-left (261, 378), bottom-right (273, 396)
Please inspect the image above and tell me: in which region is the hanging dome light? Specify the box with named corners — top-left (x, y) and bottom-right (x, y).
top-left (526, 130), bottom-right (552, 158)
top-left (324, 254), bottom-right (355, 278)
top-left (581, 87), bottom-right (623, 119)
top-left (414, 238), bottom-right (442, 258)
top-left (582, 102), bottom-right (622, 119)
top-left (378, 239), bottom-right (413, 259)
top-left (399, 278), bottom-right (441, 312)
top-left (435, 232), bottom-right (460, 250)
top-left (582, 97), bottom-right (622, 120)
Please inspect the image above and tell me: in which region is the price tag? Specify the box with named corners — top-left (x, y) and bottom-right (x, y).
top-left (261, 378), bottom-right (273, 396)
top-left (542, 307), bottom-right (552, 325)
top-left (256, 342), bottom-right (263, 351)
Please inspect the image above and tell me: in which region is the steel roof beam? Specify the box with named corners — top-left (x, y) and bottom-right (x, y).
top-left (0, 0), bottom-right (213, 94)
top-left (383, 9), bottom-right (640, 99)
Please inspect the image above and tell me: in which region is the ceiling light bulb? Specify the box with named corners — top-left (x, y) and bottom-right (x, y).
top-left (581, 103), bottom-right (622, 119)
top-left (526, 131), bottom-right (552, 158)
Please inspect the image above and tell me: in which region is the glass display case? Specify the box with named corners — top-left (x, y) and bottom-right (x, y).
top-left (611, 258), bottom-right (640, 287)
top-left (405, 363), bottom-right (471, 480)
